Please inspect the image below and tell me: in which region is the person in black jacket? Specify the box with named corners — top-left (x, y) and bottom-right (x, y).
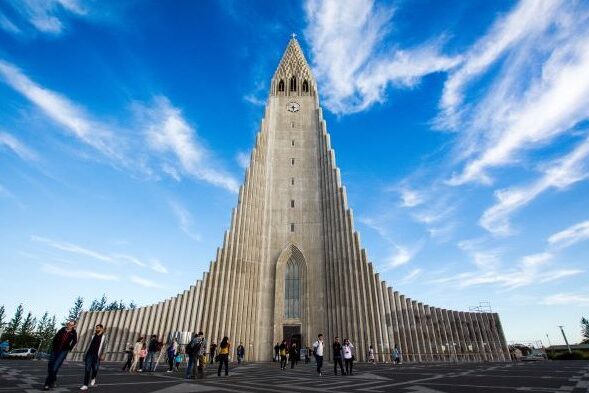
top-left (332, 337), bottom-right (345, 375)
top-left (44, 320), bottom-right (78, 391)
top-left (80, 324), bottom-right (108, 390)
top-left (289, 342), bottom-right (299, 369)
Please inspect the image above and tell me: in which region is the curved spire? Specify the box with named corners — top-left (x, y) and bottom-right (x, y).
top-left (273, 35), bottom-right (314, 82)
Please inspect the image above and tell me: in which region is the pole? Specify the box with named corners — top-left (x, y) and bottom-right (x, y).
top-left (557, 326), bottom-right (572, 354)
top-left (545, 333), bottom-right (551, 347)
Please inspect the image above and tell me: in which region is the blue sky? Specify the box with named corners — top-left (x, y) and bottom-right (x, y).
top-left (1, 0), bottom-right (588, 346)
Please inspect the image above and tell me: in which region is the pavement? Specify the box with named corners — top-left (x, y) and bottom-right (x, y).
top-left (1, 359), bottom-right (588, 392)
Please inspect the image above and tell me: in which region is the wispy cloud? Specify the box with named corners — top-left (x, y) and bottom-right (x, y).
top-left (399, 268), bottom-right (422, 284)
top-left (42, 263), bottom-right (119, 281)
top-left (382, 241), bottom-right (424, 270)
top-left (168, 199), bottom-right (201, 242)
top-left (398, 187), bottom-right (424, 208)
top-left (304, 0), bottom-right (459, 114)
top-left (442, 0), bottom-right (589, 185)
top-left (0, 131), bottom-right (38, 161)
top-left (0, 11), bottom-right (21, 34)
top-left (235, 151), bottom-right (250, 170)
top-left (541, 292), bottom-right (589, 306)
top-left (0, 60), bottom-right (123, 161)
top-left (131, 275), bottom-right (162, 289)
top-left (1, 0), bottom-right (86, 35)
top-left (480, 136), bottom-right (589, 235)
top-left (33, 236), bottom-right (169, 273)
top-left (139, 97), bottom-right (240, 193)
top-left (548, 220), bottom-right (589, 249)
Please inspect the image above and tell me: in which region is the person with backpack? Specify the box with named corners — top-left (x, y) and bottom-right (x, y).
top-left (217, 337), bottom-right (230, 377)
top-left (342, 338), bottom-right (355, 375)
top-left (289, 342), bottom-right (299, 369)
top-left (332, 336), bottom-right (345, 375)
top-left (312, 334), bottom-right (325, 376)
top-left (166, 338), bottom-right (178, 372)
top-left (236, 342), bottom-right (245, 364)
top-left (145, 335), bottom-right (158, 372)
top-left (185, 332), bottom-right (202, 379)
top-left (279, 340), bottom-right (288, 370)
top-left (80, 323), bottom-right (108, 391)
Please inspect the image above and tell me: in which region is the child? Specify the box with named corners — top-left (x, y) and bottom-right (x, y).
top-left (138, 344), bottom-right (147, 372)
top-left (174, 350), bottom-right (184, 371)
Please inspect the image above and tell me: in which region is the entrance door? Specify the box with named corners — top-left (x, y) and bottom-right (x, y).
top-left (283, 325), bottom-right (302, 348)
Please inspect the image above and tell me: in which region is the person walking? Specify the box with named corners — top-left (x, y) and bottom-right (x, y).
top-left (279, 340), bottom-right (288, 370)
top-left (166, 338), bottom-right (178, 372)
top-left (121, 345), bottom-right (133, 371)
top-left (145, 335), bottom-right (158, 372)
top-left (368, 345), bottom-right (375, 364)
top-left (130, 337), bottom-right (143, 372)
top-left (332, 337), bottom-right (345, 375)
top-left (289, 342), bottom-right (299, 369)
top-left (43, 320), bottom-right (78, 391)
top-left (209, 342), bottom-right (217, 366)
top-left (342, 338), bottom-right (354, 375)
top-left (236, 343), bottom-right (245, 365)
top-left (274, 343), bottom-right (280, 362)
top-left (392, 344), bottom-right (401, 365)
top-left (312, 334), bottom-right (325, 376)
top-left (217, 337), bottom-right (230, 377)
top-left (195, 332), bottom-right (208, 379)
top-left (138, 343), bottom-right (147, 371)
top-left (185, 332), bottom-right (203, 379)
top-left (80, 323), bottom-right (108, 391)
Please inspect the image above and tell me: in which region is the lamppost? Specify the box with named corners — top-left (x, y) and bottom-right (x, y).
top-left (557, 326), bottom-right (572, 354)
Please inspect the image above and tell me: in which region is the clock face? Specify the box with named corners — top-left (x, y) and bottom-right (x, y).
top-left (287, 102), bottom-right (300, 112)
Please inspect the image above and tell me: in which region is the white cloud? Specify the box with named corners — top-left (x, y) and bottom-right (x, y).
top-left (0, 60), bottom-right (122, 161)
top-left (168, 199), bottom-right (201, 242)
top-left (304, 0), bottom-right (459, 114)
top-left (150, 259), bottom-right (168, 274)
top-left (434, 248), bottom-right (582, 290)
top-left (541, 293), bottom-right (589, 306)
top-left (399, 188), bottom-right (424, 208)
top-left (0, 11), bottom-right (21, 34)
top-left (4, 0), bottom-right (86, 35)
top-left (131, 275), bottom-right (162, 289)
top-left (42, 263), bottom-right (118, 281)
top-left (480, 136), bottom-right (589, 235)
top-left (0, 131), bottom-right (38, 161)
top-left (548, 220), bottom-right (589, 249)
top-left (140, 97), bottom-right (239, 193)
top-left (32, 235), bottom-right (114, 263)
top-left (383, 241), bottom-right (424, 270)
top-left (236, 151), bottom-right (250, 170)
top-left (399, 268), bottom-right (422, 284)
top-left (442, 1), bottom-right (589, 185)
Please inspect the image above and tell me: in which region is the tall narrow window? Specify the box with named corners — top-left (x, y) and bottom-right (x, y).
top-left (291, 139), bottom-right (295, 147)
top-left (289, 76), bottom-right (297, 92)
top-left (302, 80), bottom-right (309, 93)
top-left (278, 79), bottom-right (285, 92)
top-left (290, 223), bottom-right (295, 232)
top-left (291, 158), bottom-right (295, 165)
top-left (291, 122), bottom-right (295, 128)
top-left (291, 200), bottom-right (295, 208)
top-left (291, 177), bottom-right (295, 185)
top-left (284, 259), bottom-right (301, 319)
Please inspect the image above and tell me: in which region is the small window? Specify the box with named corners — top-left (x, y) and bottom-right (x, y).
top-left (302, 80), bottom-right (309, 93)
top-left (290, 76), bottom-right (297, 92)
top-left (291, 140), bottom-right (295, 147)
top-left (291, 122), bottom-right (295, 128)
top-left (290, 223), bottom-right (295, 232)
top-left (291, 200), bottom-right (295, 208)
top-left (291, 177), bottom-right (295, 185)
top-left (278, 79), bottom-right (285, 92)
top-left (291, 158), bottom-right (295, 165)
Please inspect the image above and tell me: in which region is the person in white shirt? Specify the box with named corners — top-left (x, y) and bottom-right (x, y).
top-left (342, 338), bottom-right (354, 375)
top-left (312, 334), bottom-right (324, 376)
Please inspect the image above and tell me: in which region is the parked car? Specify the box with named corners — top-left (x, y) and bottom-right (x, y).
top-left (5, 348), bottom-right (37, 359)
top-left (522, 349), bottom-right (547, 361)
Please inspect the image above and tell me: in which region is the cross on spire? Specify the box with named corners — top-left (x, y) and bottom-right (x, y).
top-left (291, 32), bottom-right (297, 39)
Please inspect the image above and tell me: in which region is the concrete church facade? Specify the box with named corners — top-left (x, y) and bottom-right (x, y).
top-left (71, 38), bottom-right (510, 363)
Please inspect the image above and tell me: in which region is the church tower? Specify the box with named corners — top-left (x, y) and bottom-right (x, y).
top-left (72, 37), bottom-right (510, 363)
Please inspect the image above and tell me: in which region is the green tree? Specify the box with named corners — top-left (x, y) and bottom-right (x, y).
top-left (66, 297), bottom-right (84, 322)
top-left (3, 304), bottom-right (24, 339)
top-left (128, 301), bottom-right (137, 310)
top-left (16, 312), bottom-right (37, 348)
top-left (582, 317), bottom-right (589, 344)
top-left (106, 301), bottom-right (121, 311)
top-left (35, 312), bottom-right (57, 352)
top-left (89, 294), bottom-right (107, 311)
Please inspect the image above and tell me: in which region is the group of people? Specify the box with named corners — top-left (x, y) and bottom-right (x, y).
top-left (311, 334), bottom-right (355, 376)
top-left (43, 320), bottom-right (108, 391)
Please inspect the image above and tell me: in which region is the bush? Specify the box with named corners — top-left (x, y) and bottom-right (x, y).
top-left (552, 351), bottom-right (587, 360)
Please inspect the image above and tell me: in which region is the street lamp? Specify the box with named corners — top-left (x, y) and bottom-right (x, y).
top-left (557, 326), bottom-right (572, 354)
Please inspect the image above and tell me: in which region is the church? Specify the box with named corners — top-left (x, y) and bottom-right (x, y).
top-left (71, 37), bottom-right (509, 363)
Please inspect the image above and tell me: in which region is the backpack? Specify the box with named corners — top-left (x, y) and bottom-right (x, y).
top-left (187, 338), bottom-right (201, 356)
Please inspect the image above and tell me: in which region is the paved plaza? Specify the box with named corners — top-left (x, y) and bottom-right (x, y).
top-left (1, 360), bottom-right (588, 392)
